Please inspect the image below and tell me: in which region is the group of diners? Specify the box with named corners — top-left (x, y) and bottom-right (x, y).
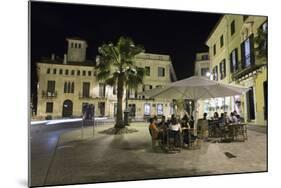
top-left (207, 110), bottom-right (243, 137)
top-left (148, 114), bottom-right (197, 150)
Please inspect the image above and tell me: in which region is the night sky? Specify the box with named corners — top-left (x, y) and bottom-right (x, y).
top-left (30, 1), bottom-right (221, 99)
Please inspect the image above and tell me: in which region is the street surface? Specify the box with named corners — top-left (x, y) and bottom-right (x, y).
top-left (30, 121), bottom-right (267, 187)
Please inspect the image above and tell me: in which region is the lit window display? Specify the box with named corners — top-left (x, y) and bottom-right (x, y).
top-left (144, 103), bottom-right (151, 115)
top-left (157, 104), bottom-right (163, 115)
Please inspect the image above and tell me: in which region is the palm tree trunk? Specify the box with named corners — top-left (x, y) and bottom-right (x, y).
top-left (115, 76), bottom-right (124, 128)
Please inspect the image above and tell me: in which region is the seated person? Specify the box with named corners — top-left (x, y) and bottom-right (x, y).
top-left (229, 112), bottom-right (238, 123)
top-left (189, 115), bottom-right (195, 129)
top-left (168, 117), bottom-right (181, 147)
top-left (233, 110), bottom-right (241, 121)
top-left (157, 115), bottom-right (168, 144)
top-left (181, 114), bottom-right (190, 128)
top-left (149, 118), bottom-right (159, 149)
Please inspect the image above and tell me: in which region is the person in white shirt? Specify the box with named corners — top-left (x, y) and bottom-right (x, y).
top-left (168, 117), bottom-right (181, 147)
top-left (229, 112), bottom-right (238, 123)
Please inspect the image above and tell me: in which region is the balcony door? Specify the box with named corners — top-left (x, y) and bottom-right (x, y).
top-left (246, 87), bottom-right (255, 121)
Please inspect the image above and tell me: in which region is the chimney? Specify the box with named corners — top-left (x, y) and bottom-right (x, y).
top-left (63, 54), bottom-right (67, 64)
top-left (51, 53), bottom-right (55, 61)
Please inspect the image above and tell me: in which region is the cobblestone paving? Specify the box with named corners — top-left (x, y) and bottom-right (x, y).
top-left (44, 123), bottom-right (267, 186)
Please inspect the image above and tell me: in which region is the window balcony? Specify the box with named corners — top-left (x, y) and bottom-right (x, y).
top-left (42, 90), bottom-right (57, 98)
top-left (231, 60), bottom-right (266, 81)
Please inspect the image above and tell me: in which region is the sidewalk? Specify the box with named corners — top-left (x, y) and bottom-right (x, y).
top-left (43, 122), bottom-right (267, 186)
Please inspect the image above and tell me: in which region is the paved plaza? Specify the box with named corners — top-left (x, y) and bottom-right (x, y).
top-left (34, 122), bottom-right (267, 186)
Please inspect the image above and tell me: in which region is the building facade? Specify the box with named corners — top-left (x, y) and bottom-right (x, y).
top-left (36, 38), bottom-right (177, 120)
top-left (194, 52), bottom-right (210, 77)
top-left (203, 15), bottom-right (267, 126)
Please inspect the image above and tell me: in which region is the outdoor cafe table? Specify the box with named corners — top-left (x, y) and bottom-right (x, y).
top-left (165, 127), bottom-right (197, 150)
top-left (223, 123), bottom-right (247, 141)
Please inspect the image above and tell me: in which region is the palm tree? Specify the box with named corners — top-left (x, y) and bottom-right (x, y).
top-left (96, 36), bottom-right (146, 129)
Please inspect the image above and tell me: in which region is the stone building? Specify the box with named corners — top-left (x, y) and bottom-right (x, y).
top-left (203, 15), bottom-right (267, 125)
top-left (194, 52), bottom-right (210, 77)
top-left (36, 38), bottom-right (177, 120)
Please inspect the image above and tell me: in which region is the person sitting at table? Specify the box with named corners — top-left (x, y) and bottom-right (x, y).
top-left (229, 112), bottom-right (238, 123)
top-left (233, 110), bottom-right (240, 121)
top-left (213, 112), bottom-right (219, 120)
top-left (157, 115), bottom-right (168, 144)
top-left (181, 114), bottom-right (190, 128)
top-left (168, 116), bottom-right (181, 148)
top-left (149, 117), bottom-right (160, 150)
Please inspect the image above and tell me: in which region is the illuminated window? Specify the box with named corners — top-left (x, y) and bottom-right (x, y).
top-left (244, 38), bottom-right (251, 67)
top-left (144, 103), bottom-right (151, 115)
top-left (157, 104), bottom-right (164, 115)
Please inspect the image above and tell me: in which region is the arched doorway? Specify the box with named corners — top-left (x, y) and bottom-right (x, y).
top-left (62, 100), bottom-right (73, 117)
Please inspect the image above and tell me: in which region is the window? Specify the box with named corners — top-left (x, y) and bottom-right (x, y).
top-left (144, 103), bottom-right (151, 115)
top-left (46, 102), bottom-right (53, 113)
top-left (64, 81), bottom-right (74, 93)
top-left (47, 80), bottom-right (55, 96)
top-left (67, 82), bottom-right (71, 93)
top-left (230, 48), bottom-right (239, 72)
top-left (129, 88), bottom-right (136, 99)
top-left (71, 43), bottom-right (74, 48)
top-left (158, 67), bottom-right (165, 77)
top-left (59, 69), bottom-right (63, 75)
top-left (82, 82), bottom-right (90, 98)
top-left (47, 68), bottom-right (50, 74)
top-left (99, 83), bottom-right (106, 97)
top-left (71, 82), bottom-right (74, 93)
top-left (65, 69), bottom-right (69, 75)
top-left (201, 68), bottom-right (209, 77)
top-left (77, 70), bottom-right (80, 76)
top-left (219, 59), bottom-right (226, 80)
top-left (220, 35), bottom-right (224, 47)
top-left (71, 70), bottom-right (75, 75)
top-left (74, 43), bottom-right (77, 48)
top-left (231, 20), bottom-right (235, 35)
top-left (88, 71), bottom-right (91, 76)
top-left (145, 66), bottom-right (150, 76)
top-left (64, 82), bottom-right (67, 93)
top-left (83, 70), bottom-right (86, 76)
top-left (78, 43), bottom-right (81, 48)
top-left (241, 35), bottom-right (254, 68)
top-left (212, 66), bottom-right (218, 81)
top-left (202, 55), bottom-right (209, 60)
top-left (157, 104), bottom-right (164, 115)
top-left (213, 44), bottom-right (216, 55)
top-left (53, 69), bottom-right (56, 74)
